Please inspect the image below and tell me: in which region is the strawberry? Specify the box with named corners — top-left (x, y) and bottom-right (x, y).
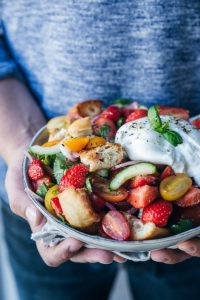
top-left (125, 109), bottom-right (147, 123)
top-left (122, 108), bottom-right (135, 119)
top-left (59, 164), bottom-right (89, 192)
top-left (100, 105), bottom-right (121, 121)
top-left (28, 159), bottom-right (45, 181)
top-left (51, 197), bottom-right (63, 215)
top-left (160, 166), bottom-right (175, 181)
top-left (33, 176), bottom-right (52, 191)
top-left (128, 185), bottom-right (159, 208)
top-left (176, 187), bottom-right (200, 207)
top-left (158, 105), bottom-right (189, 120)
top-left (142, 199), bottom-right (173, 227)
top-left (130, 174), bottom-right (158, 188)
top-left (191, 118), bottom-right (200, 129)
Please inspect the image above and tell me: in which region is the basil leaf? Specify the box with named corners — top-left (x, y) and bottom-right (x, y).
top-left (97, 124), bottom-right (111, 139)
top-left (114, 98), bottom-right (133, 106)
top-left (36, 183), bottom-right (48, 198)
top-left (170, 219), bottom-right (193, 234)
top-left (53, 154), bottom-right (79, 183)
top-left (148, 105), bottom-right (162, 129)
top-left (162, 130), bottom-right (183, 146)
top-left (85, 177), bottom-right (93, 192)
top-left (116, 117), bottom-right (125, 128)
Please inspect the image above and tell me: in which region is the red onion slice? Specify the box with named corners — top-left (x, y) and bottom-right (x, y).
top-left (105, 202), bottom-right (117, 211)
top-left (111, 160), bottom-right (144, 170)
top-left (126, 207), bottom-right (138, 214)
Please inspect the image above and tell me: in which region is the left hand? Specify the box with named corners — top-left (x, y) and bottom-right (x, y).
top-left (151, 238), bottom-right (200, 264)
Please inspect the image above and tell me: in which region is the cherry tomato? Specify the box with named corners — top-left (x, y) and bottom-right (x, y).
top-left (100, 105), bottom-right (121, 121)
top-left (92, 176), bottom-right (128, 202)
top-left (102, 211), bottom-right (130, 240)
top-left (158, 106), bottom-right (189, 120)
top-left (93, 117), bottom-right (116, 140)
top-left (125, 109), bottom-right (147, 123)
top-left (191, 118), bottom-right (200, 129)
top-left (160, 174), bottom-right (192, 201)
top-left (160, 166), bottom-right (175, 181)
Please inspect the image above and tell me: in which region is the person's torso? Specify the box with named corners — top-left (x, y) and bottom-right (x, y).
top-left (2, 0), bottom-right (200, 118)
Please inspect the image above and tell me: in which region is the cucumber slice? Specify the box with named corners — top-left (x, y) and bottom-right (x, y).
top-left (29, 145), bottom-right (61, 155)
top-left (110, 162), bottom-right (157, 190)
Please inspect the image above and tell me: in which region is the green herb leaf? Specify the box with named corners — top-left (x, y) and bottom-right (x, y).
top-left (57, 214), bottom-right (66, 223)
top-left (97, 124), bottom-right (111, 139)
top-left (53, 153), bottom-right (79, 183)
top-left (36, 183), bottom-right (49, 198)
top-left (114, 98), bottom-right (133, 106)
top-left (86, 177), bottom-right (93, 192)
top-left (116, 117), bottom-right (125, 128)
top-left (170, 219), bottom-right (193, 234)
top-left (148, 105), bottom-right (162, 129)
top-left (162, 130), bottom-right (183, 146)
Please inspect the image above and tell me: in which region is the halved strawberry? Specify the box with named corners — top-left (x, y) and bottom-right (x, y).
top-left (130, 174), bottom-right (158, 188)
top-left (191, 118), bottom-right (200, 129)
top-left (160, 166), bottom-right (175, 181)
top-left (176, 187), bottom-right (200, 207)
top-left (93, 117), bottom-right (116, 140)
top-left (142, 199), bottom-right (173, 227)
top-left (51, 197), bottom-right (63, 215)
top-left (100, 105), bottom-right (121, 121)
top-left (128, 185), bottom-right (159, 208)
top-left (28, 159), bottom-right (45, 181)
top-left (158, 105), bottom-right (189, 120)
top-left (125, 109), bottom-right (147, 123)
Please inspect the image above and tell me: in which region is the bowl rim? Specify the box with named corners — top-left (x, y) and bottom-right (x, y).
top-left (22, 125), bottom-right (200, 249)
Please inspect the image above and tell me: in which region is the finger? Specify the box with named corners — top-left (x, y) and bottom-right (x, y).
top-left (113, 255), bottom-right (127, 263)
top-left (70, 248), bottom-right (115, 264)
top-left (177, 238), bottom-right (200, 257)
top-left (151, 249), bottom-right (191, 264)
top-left (5, 162), bottom-right (44, 227)
top-left (36, 238), bottom-right (84, 267)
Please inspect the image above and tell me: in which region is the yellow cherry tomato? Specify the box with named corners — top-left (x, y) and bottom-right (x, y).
top-left (63, 136), bottom-right (90, 152)
top-left (86, 136), bottom-right (106, 149)
top-left (160, 173), bottom-right (192, 201)
top-left (44, 185), bottom-right (59, 216)
top-left (42, 140), bottom-right (61, 147)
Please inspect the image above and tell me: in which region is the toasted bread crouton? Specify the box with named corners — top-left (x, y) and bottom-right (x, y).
top-left (58, 187), bottom-right (100, 228)
top-left (67, 100), bottom-right (103, 121)
top-left (68, 117), bottom-right (92, 138)
top-left (123, 214), bottom-right (170, 241)
top-left (79, 142), bottom-right (124, 172)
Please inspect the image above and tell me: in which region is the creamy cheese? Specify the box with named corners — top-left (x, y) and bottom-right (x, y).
top-left (115, 116), bottom-right (200, 185)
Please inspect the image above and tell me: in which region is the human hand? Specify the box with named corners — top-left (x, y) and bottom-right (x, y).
top-left (151, 238), bottom-right (200, 264)
top-left (5, 150), bottom-right (125, 266)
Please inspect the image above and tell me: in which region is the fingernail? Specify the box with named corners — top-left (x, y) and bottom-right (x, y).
top-left (25, 207), bottom-right (37, 226)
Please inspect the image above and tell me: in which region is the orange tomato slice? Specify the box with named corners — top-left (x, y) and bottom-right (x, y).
top-left (42, 140), bottom-right (61, 147)
top-left (86, 136), bottom-right (106, 149)
top-left (63, 137), bottom-right (90, 152)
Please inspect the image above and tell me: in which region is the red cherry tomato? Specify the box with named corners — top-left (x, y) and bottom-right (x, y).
top-left (93, 117), bottom-right (116, 140)
top-left (102, 211), bottom-right (130, 240)
top-left (191, 118), bottom-right (200, 129)
top-left (158, 105), bottom-right (189, 120)
top-left (125, 109), bottom-right (147, 123)
top-left (100, 105), bottom-right (121, 121)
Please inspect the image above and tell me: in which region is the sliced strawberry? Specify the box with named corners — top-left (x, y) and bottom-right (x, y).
top-left (160, 166), bottom-right (175, 181)
top-left (102, 211), bottom-right (130, 240)
top-left (93, 117), bottom-right (116, 140)
top-left (59, 164), bottom-right (89, 192)
top-left (125, 109), bottom-right (147, 123)
top-left (100, 105), bottom-right (121, 121)
top-left (130, 174), bottom-right (158, 188)
top-left (142, 199), bottom-right (173, 227)
top-left (51, 197), bottom-right (63, 215)
top-left (176, 187), bottom-right (200, 207)
top-left (128, 185), bottom-right (159, 209)
top-left (191, 118), bottom-right (200, 129)
top-left (91, 194), bottom-right (105, 212)
top-left (122, 108), bottom-right (136, 119)
top-left (28, 159), bottom-right (45, 181)
top-left (158, 105), bottom-right (189, 120)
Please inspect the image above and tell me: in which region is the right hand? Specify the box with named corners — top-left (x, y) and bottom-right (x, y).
top-left (5, 150), bottom-right (125, 266)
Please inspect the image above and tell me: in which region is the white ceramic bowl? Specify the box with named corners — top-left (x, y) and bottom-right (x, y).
top-left (23, 125), bottom-right (200, 254)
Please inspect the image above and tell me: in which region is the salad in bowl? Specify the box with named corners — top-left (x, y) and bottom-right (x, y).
top-left (23, 99), bottom-right (200, 251)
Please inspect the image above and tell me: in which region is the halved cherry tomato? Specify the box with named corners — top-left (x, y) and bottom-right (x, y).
top-left (93, 117), bottom-right (116, 140)
top-left (100, 105), bottom-right (121, 121)
top-left (160, 166), bottom-right (175, 181)
top-left (63, 136), bottom-right (90, 152)
top-left (158, 106), bottom-right (189, 120)
top-left (102, 211), bottom-right (130, 240)
top-left (191, 118), bottom-right (200, 129)
top-left (86, 136), bottom-right (106, 149)
top-left (160, 174), bottom-right (192, 201)
top-left (92, 176), bottom-right (128, 202)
